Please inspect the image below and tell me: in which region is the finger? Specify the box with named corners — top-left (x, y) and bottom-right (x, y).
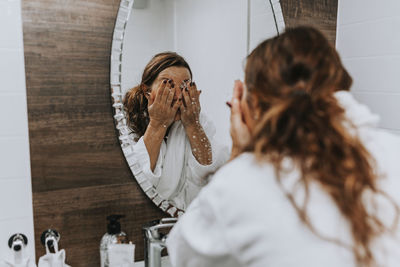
top-left (185, 81), bottom-right (192, 98)
top-left (173, 98), bottom-right (181, 112)
top-left (162, 80), bottom-right (172, 102)
top-left (188, 82), bottom-right (197, 105)
top-left (155, 79), bottom-right (168, 102)
top-left (181, 87), bottom-right (186, 107)
top-left (196, 90), bottom-right (201, 101)
top-left (166, 83), bottom-right (176, 106)
top-left (192, 83), bottom-right (199, 104)
top-left (232, 80), bottom-right (244, 101)
top-left (146, 92), bottom-right (154, 106)
top-left (230, 98), bottom-right (244, 126)
top-left (182, 87), bottom-right (191, 108)
top-left (179, 98), bottom-right (187, 115)
top-left (195, 89), bottom-right (201, 112)
top-left (190, 81), bottom-right (197, 96)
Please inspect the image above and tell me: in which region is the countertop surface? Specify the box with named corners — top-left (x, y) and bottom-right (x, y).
top-left (134, 256), bottom-right (171, 267)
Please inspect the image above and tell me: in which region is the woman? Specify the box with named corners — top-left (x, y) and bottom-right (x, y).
top-left (166, 27), bottom-right (400, 266)
top-left (124, 52), bottom-right (228, 210)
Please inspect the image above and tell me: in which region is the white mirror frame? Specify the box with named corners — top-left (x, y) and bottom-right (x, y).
top-left (110, 0), bottom-right (285, 217)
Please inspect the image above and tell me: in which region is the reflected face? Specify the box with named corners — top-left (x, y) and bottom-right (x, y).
top-left (150, 67), bottom-right (192, 121)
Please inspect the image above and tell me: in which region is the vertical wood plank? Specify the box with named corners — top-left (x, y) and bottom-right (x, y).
top-left (280, 0), bottom-right (338, 43)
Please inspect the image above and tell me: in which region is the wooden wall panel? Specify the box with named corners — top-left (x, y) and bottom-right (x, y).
top-left (281, 0), bottom-right (338, 43)
top-left (22, 0), bottom-right (337, 266)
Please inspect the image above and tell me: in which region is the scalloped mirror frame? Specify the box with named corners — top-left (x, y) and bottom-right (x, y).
top-left (110, 0), bottom-right (285, 217)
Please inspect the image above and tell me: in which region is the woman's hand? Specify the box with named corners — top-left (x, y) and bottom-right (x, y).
top-left (180, 81), bottom-right (201, 128)
top-left (147, 79), bottom-right (181, 129)
top-left (230, 80), bottom-right (251, 159)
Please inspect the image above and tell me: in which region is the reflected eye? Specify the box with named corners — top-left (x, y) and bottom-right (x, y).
top-left (179, 79), bottom-right (191, 90)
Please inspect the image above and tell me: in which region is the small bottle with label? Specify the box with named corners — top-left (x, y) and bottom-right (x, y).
top-left (100, 215), bottom-right (128, 267)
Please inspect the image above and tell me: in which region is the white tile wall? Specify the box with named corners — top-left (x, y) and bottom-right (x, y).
top-left (336, 0), bottom-right (400, 132)
top-left (0, 0), bottom-right (23, 51)
top-left (0, 0), bottom-right (35, 262)
top-left (337, 0), bottom-right (399, 26)
top-left (342, 56), bottom-right (400, 94)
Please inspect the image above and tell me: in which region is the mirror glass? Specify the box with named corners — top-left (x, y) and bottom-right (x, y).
top-left (110, 0), bottom-right (285, 216)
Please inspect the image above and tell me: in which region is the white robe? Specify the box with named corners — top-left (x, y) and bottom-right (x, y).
top-left (131, 113), bottom-right (229, 210)
top-left (166, 91), bottom-right (400, 267)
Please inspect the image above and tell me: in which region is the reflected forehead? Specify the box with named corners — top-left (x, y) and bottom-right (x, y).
top-left (157, 67), bottom-right (191, 81)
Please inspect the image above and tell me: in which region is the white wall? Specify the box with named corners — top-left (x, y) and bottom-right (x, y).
top-left (121, 0), bottom-right (175, 93)
top-left (249, 0), bottom-right (285, 53)
top-left (174, 0), bottom-right (248, 147)
top-left (336, 0), bottom-right (400, 135)
top-left (0, 0), bottom-right (35, 262)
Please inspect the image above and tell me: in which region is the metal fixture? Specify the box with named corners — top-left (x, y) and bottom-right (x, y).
top-left (143, 218), bottom-right (177, 267)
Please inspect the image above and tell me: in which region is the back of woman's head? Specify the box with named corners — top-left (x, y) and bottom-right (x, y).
top-left (245, 26), bottom-right (351, 103)
top-left (244, 26), bottom-right (397, 266)
top-left (123, 52), bottom-right (192, 137)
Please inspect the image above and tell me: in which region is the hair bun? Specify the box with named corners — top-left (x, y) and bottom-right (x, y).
top-left (290, 89), bottom-right (310, 97)
top-left (284, 63), bottom-right (312, 86)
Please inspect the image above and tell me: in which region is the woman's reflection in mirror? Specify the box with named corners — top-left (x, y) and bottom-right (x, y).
top-left (123, 52), bottom-right (229, 210)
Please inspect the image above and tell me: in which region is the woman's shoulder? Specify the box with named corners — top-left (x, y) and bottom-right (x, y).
top-left (197, 153), bottom-right (278, 214)
top-left (211, 153), bottom-right (275, 183)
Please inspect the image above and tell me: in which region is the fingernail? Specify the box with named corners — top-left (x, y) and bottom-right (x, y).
top-left (226, 101), bottom-right (232, 108)
top-left (233, 99), bottom-right (239, 104)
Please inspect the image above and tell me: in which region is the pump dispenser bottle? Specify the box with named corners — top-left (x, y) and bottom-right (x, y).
top-left (100, 215), bottom-right (128, 267)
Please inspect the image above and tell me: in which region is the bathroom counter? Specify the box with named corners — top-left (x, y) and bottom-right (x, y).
top-left (134, 256), bottom-right (171, 267)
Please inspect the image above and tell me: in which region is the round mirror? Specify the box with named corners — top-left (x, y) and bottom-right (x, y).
top-left (110, 0), bottom-right (285, 217)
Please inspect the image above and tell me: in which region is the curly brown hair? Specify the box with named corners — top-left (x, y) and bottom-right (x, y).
top-left (123, 52), bottom-right (192, 138)
top-left (244, 26), bottom-right (398, 266)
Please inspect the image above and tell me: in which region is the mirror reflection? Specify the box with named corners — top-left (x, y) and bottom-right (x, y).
top-left (123, 53), bottom-right (229, 210)
top-left (116, 0), bottom-right (283, 212)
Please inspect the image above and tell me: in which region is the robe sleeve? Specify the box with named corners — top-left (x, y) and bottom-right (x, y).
top-left (130, 136), bottom-right (164, 187)
top-left (166, 189), bottom-right (239, 267)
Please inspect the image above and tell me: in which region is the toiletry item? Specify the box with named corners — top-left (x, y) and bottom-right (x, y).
top-left (37, 250), bottom-right (70, 267)
top-left (108, 243), bottom-right (135, 267)
top-left (100, 215), bottom-right (129, 267)
top-left (0, 233), bottom-right (36, 267)
top-left (38, 231), bottom-right (70, 267)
